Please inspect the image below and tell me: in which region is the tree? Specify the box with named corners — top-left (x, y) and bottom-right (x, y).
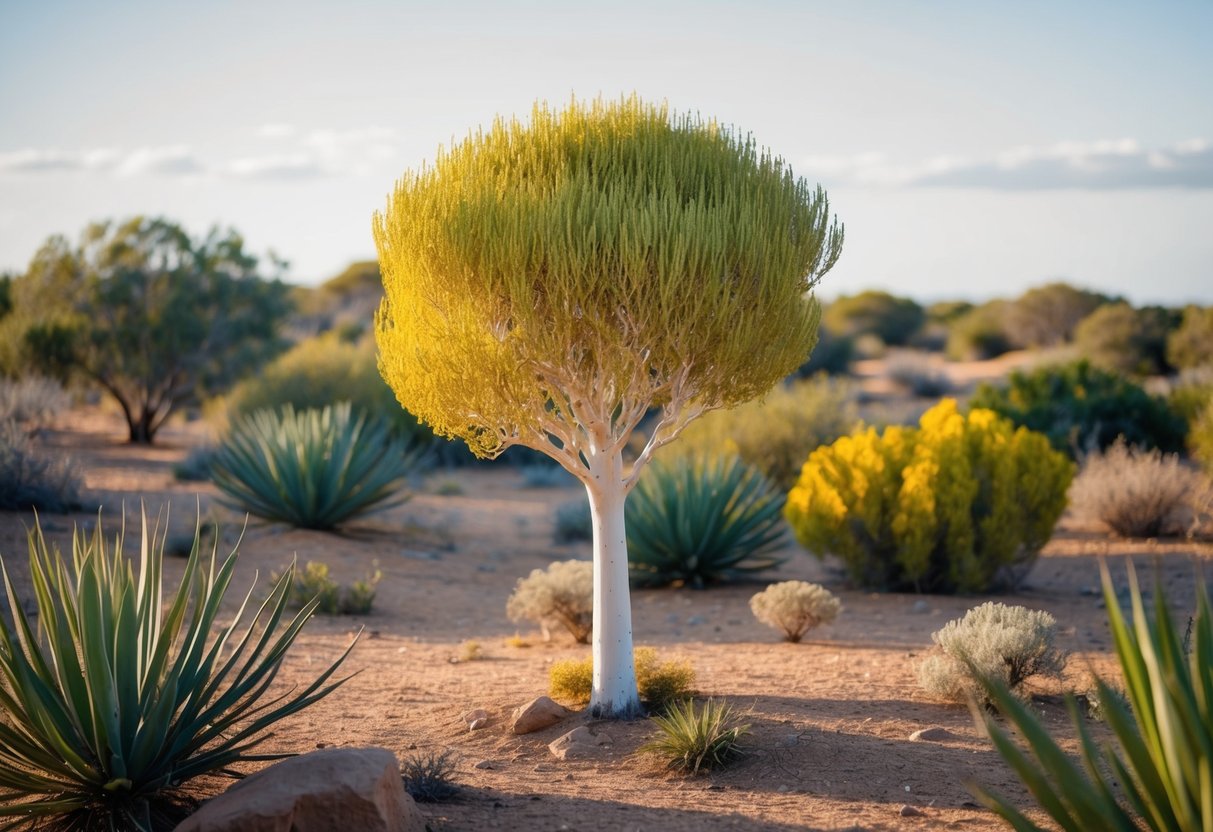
top-left (1166, 304), bottom-right (1213, 370)
top-left (1073, 302), bottom-right (1176, 376)
top-left (1005, 282), bottom-right (1113, 348)
top-left (374, 97), bottom-right (842, 717)
top-left (23, 217), bottom-right (292, 442)
top-left (822, 290), bottom-right (924, 346)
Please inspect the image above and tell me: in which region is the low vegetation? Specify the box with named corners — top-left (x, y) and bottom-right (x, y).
top-left (553, 498), bottom-right (592, 543)
top-left (0, 419), bottom-right (83, 512)
top-left (210, 403), bottom-right (424, 530)
top-left (0, 375), bottom-right (69, 427)
top-left (917, 602), bottom-right (1066, 704)
top-left (549, 647), bottom-right (695, 710)
top-left (786, 399), bottom-right (1073, 593)
top-left (640, 698), bottom-right (750, 774)
top-left (1069, 440), bottom-right (1204, 537)
top-left (749, 580), bottom-right (841, 643)
top-left (627, 454), bottom-right (786, 588)
top-left (885, 351), bottom-right (952, 396)
top-left (0, 510), bottom-right (356, 830)
top-left (506, 559), bottom-right (593, 643)
top-left (401, 750), bottom-right (460, 802)
top-left (972, 564), bottom-right (1212, 831)
top-left (277, 560), bottom-right (382, 615)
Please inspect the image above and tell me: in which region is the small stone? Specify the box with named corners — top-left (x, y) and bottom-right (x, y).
top-left (899, 805), bottom-right (924, 817)
top-left (511, 696), bottom-right (572, 734)
top-left (911, 600), bottom-right (930, 614)
top-left (686, 615), bottom-right (706, 626)
top-left (469, 718), bottom-right (488, 730)
top-left (909, 726), bottom-right (955, 742)
top-left (315, 742), bottom-right (327, 749)
top-left (473, 759), bottom-right (495, 770)
top-left (367, 630), bottom-right (381, 639)
top-left (464, 708), bottom-right (489, 728)
top-left (548, 726), bottom-right (613, 760)
top-left (777, 784), bottom-right (790, 793)
top-left (778, 733), bottom-right (800, 748)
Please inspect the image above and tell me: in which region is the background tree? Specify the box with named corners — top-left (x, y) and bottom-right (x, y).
top-left (1005, 281), bottom-right (1113, 348)
top-left (822, 290), bottom-right (924, 347)
top-left (945, 300), bottom-right (1014, 361)
top-left (1073, 302), bottom-right (1176, 376)
top-left (374, 97), bottom-right (842, 717)
top-left (1166, 304), bottom-right (1213, 370)
top-left (0, 237), bottom-right (85, 378)
top-left (23, 217), bottom-right (292, 442)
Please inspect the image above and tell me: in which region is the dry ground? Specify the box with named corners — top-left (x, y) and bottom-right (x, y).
top-left (2, 399), bottom-right (1210, 832)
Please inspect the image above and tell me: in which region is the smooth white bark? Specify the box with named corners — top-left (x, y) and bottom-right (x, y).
top-left (585, 448), bottom-right (641, 718)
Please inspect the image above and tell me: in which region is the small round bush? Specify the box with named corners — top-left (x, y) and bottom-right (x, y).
top-left (918, 602), bottom-right (1066, 704)
top-left (970, 359), bottom-right (1186, 457)
top-left (945, 300), bottom-right (1014, 361)
top-left (1166, 305), bottom-right (1213, 370)
top-left (549, 647), bottom-right (694, 710)
top-left (1069, 440), bottom-right (1205, 538)
top-left (1073, 302), bottom-right (1174, 377)
top-left (0, 419), bottom-right (83, 513)
top-left (786, 399), bottom-right (1073, 593)
top-left (750, 581), bottom-right (841, 643)
top-left (823, 290), bottom-right (925, 347)
top-left (506, 559), bottom-right (593, 644)
top-left (627, 454), bottom-right (786, 589)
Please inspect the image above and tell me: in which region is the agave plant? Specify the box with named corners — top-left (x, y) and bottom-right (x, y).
top-left (972, 562), bottom-right (1212, 831)
top-left (210, 402), bottom-right (424, 530)
top-left (627, 454), bottom-right (786, 588)
top-left (0, 511), bottom-right (357, 831)
top-left (640, 698), bottom-right (750, 774)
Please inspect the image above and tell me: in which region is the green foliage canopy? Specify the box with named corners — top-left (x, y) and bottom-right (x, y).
top-left (823, 290), bottom-right (924, 347)
top-left (374, 96), bottom-right (842, 472)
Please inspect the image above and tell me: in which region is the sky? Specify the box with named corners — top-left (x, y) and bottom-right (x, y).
top-left (1, 0), bottom-right (1211, 304)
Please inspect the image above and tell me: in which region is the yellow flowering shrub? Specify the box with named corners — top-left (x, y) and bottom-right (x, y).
top-left (785, 399), bottom-right (1072, 593)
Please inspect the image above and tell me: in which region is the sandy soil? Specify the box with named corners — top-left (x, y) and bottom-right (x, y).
top-left (3, 404), bottom-right (1211, 831)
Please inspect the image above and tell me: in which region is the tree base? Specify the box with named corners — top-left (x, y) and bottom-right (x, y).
top-left (588, 698), bottom-right (644, 720)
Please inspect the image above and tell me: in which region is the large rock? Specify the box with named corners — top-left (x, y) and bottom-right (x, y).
top-left (511, 696), bottom-right (572, 735)
top-left (176, 747), bottom-right (424, 832)
top-left (548, 726), bottom-right (613, 761)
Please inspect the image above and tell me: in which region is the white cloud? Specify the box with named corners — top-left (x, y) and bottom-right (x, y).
top-left (801, 139), bottom-right (1213, 190)
top-left (257, 123), bottom-right (297, 139)
top-left (225, 153), bottom-right (325, 180)
top-left (115, 145), bottom-right (203, 177)
top-left (0, 147), bottom-right (120, 172)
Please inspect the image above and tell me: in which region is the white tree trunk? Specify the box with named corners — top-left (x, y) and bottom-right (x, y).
top-left (585, 448), bottom-right (641, 718)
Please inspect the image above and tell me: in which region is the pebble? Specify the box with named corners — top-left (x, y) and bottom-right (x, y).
top-left (899, 805), bottom-right (924, 817)
top-left (474, 759), bottom-right (495, 770)
top-left (909, 726), bottom-right (955, 742)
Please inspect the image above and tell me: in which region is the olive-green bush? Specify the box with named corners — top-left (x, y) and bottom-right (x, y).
top-left (945, 300), bottom-right (1014, 361)
top-left (1166, 305), bottom-right (1213, 370)
top-left (823, 290), bottom-right (924, 347)
top-left (785, 399), bottom-right (1073, 593)
top-left (1073, 303), bottom-right (1175, 376)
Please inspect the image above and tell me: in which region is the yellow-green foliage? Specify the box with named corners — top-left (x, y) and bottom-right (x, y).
top-left (785, 399), bottom-right (1073, 593)
top-left (374, 95), bottom-right (841, 459)
top-left (549, 647), bottom-right (694, 709)
top-left (668, 375), bottom-right (857, 488)
top-left (1193, 400), bottom-right (1213, 475)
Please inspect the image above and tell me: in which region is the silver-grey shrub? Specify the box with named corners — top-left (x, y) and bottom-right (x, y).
top-left (749, 580), bottom-right (840, 643)
top-left (553, 498), bottom-right (592, 543)
top-left (0, 419), bottom-right (82, 512)
top-left (506, 559), bottom-right (593, 643)
top-left (1069, 439), bottom-right (1204, 538)
top-left (918, 602), bottom-right (1066, 704)
top-left (0, 376), bottom-right (69, 428)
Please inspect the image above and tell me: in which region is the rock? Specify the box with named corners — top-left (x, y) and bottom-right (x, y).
top-left (511, 696), bottom-right (572, 735)
top-left (909, 726), bottom-right (956, 742)
top-left (464, 708), bottom-right (489, 730)
top-left (473, 759), bottom-right (495, 770)
top-left (899, 804), bottom-right (924, 817)
top-left (176, 747), bottom-right (423, 832)
top-left (469, 718), bottom-right (488, 730)
top-left (548, 726), bottom-right (613, 760)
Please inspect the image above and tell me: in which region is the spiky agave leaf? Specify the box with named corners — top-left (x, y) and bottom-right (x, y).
top-left (0, 509), bottom-right (358, 830)
top-left (210, 402), bottom-right (424, 530)
top-left (969, 561), bottom-right (1213, 831)
top-left (627, 454), bottom-right (786, 588)
top-left (640, 698), bottom-right (749, 774)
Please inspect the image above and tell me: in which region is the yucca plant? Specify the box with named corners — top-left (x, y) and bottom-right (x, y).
top-left (0, 510), bottom-right (357, 831)
top-left (210, 402), bottom-right (424, 530)
top-left (640, 698), bottom-right (750, 774)
top-left (971, 562), bottom-right (1212, 831)
top-left (627, 454), bottom-right (786, 588)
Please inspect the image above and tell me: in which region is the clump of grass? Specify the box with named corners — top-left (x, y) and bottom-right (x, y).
top-left (506, 559), bottom-right (593, 643)
top-left (749, 580), bottom-right (841, 643)
top-left (0, 418), bottom-right (84, 512)
top-left (274, 560), bottom-right (382, 615)
top-left (401, 750), bottom-right (459, 802)
top-left (457, 640), bottom-right (484, 662)
top-left (1069, 439), bottom-right (1204, 538)
top-left (503, 633), bottom-right (531, 648)
top-left (640, 698), bottom-right (750, 774)
top-left (549, 647), bottom-right (695, 710)
top-left (918, 602), bottom-right (1067, 705)
top-left (553, 498), bottom-right (592, 543)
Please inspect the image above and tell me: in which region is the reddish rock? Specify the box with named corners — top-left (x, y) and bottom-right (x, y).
top-left (548, 726), bottom-right (613, 761)
top-left (176, 747), bottom-right (424, 832)
top-left (511, 696), bottom-right (572, 734)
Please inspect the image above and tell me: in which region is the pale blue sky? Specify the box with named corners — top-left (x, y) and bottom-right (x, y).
top-left (1, 0), bottom-right (1211, 303)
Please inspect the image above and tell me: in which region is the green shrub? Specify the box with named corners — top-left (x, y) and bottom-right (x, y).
top-left (917, 602), bottom-right (1066, 704)
top-left (823, 290), bottom-right (925, 347)
top-left (276, 560), bottom-right (382, 615)
top-left (0, 419), bottom-right (84, 512)
top-left (1191, 400), bottom-right (1213, 476)
top-left (1069, 440), bottom-right (1204, 538)
top-left (211, 403), bottom-right (423, 530)
top-left (1166, 367), bottom-right (1213, 426)
top-left (553, 498), bottom-right (592, 543)
top-left (549, 647), bottom-right (695, 709)
top-left (506, 559), bottom-right (593, 644)
top-left (785, 399), bottom-right (1073, 593)
top-left (971, 563), bottom-right (1213, 831)
top-left (1005, 282), bottom-right (1113, 348)
top-left (1166, 305), bottom-right (1213, 370)
top-left (749, 580), bottom-right (841, 643)
top-left (0, 510), bottom-right (355, 830)
top-left (1073, 303), bottom-right (1175, 377)
top-left (970, 359), bottom-right (1186, 457)
top-left (627, 454), bottom-right (786, 589)
top-left (945, 300), bottom-right (1014, 361)
top-left (670, 375), bottom-right (857, 489)
top-left (401, 750), bottom-right (459, 802)
top-left (172, 444), bottom-right (215, 482)
top-left (640, 698), bottom-right (750, 774)
top-left (794, 324), bottom-right (853, 376)
top-left (219, 333), bottom-right (438, 451)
